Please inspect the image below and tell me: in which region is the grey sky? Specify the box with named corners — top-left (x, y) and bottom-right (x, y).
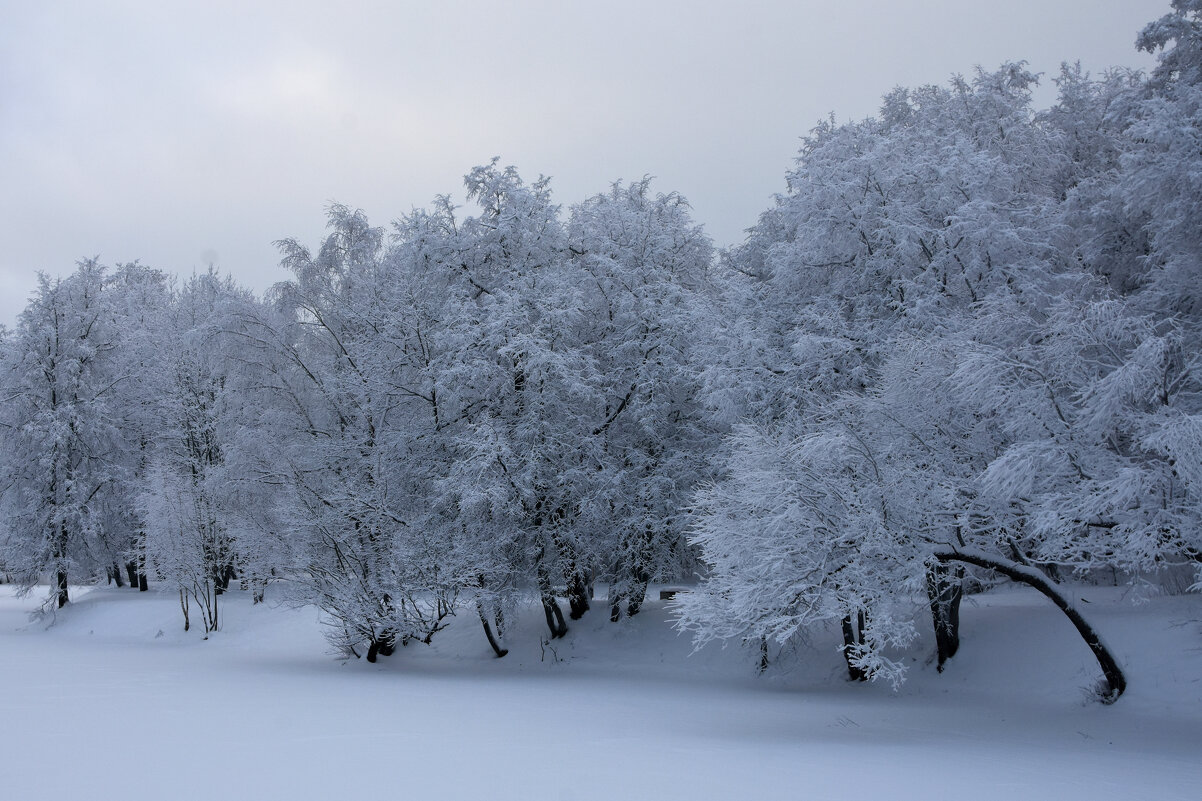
top-left (0, 1), bottom-right (1167, 326)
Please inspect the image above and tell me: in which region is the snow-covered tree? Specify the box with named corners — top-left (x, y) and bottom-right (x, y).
top-left (103, 261), bottom-right (173, 591)
top-left (568, 178), bottom-right (718, 619)
top-left (1123, 1), bottom-right (1202, 346)
top-left (437, 162), bottom-right (601, 638)
top-left (679, 64), bottom-right (1158, 701)
top-left (268, 204), bottom-right (462, 659)
top-left (139, 271), bottom-right (269, 631)
top-left (0, 261), bottom-right (133, 607)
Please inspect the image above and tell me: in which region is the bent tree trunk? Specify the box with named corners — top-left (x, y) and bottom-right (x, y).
top-left (477, 602), bottom-right (508, 658)
top-left (541, 592), bottom-right (567, 639)
top-left (933, 546), bottom-right (1126, 703)
top-left (926, 561), bottom-right (963, 672)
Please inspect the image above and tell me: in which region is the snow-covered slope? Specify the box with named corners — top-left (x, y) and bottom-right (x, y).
top-left (1, 583), bottom-right (1198, 799)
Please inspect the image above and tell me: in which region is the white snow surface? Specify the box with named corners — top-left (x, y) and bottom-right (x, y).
top-left (1, 583), bottom-right (1199, 800)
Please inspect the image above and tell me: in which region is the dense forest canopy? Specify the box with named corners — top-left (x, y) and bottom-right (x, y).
top-left (3, 2), bottom-right (1201, 702)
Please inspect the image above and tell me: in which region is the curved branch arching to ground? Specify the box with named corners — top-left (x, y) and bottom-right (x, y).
top-left (933, 546), bottom-right (1127, 704)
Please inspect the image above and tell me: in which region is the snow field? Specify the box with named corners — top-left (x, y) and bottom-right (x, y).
top-left (1, 583), bottom-right (1199, 800)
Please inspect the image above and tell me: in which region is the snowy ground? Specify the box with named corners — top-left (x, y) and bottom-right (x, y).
top-left (1, 582), bottom-right (1199, 800)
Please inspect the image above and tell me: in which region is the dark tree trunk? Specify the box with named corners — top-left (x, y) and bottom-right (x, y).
top-left (137, 549), bottom-right (149, 591)
top-left (213, 564), bottom-right (236, 596)
top-left (934, 547), bottom-right (1127, 703)
top-left (374, 591), bottom-right (398, 656)
top-left (626, 577), bottom-right (649, 618)
top-left (56, 569), bottom-right (69, 608)
top-left (541, 594), bottom-right (568, 639)
top-left (365, 631), bottom-right (396, 663)
top-left (610, 520), bottom-right (655, 622)
top-left (551, 529), bottom-right (589, 621)
top-left (841, 610), bottom-right (868, 682)
top-left (565, 569), bottom-right (590, 620)
top-left (535, 548), bottom-right (568, 639)
top-left (926, 561), bottom-right (963, 672)
top-left (125, 561), bottom-right (139, 588)
top-left (53, 520), bottom-right (69, 607)
top-left (478, 603), bottom-right (508, 658)
top-left (179, 589), bottom-right (190, 632)
top-left (611, 575), bottom-right (650, 620)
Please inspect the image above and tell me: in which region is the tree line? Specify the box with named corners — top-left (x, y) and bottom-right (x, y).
top-left (3, 2), bottom-right (1201, 701)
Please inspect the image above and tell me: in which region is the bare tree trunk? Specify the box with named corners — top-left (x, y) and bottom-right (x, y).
top-left (213, 564), bottom-right (235, 596)
top-left (179, 589), bottom-right (190, 632)
top-left (535, 548), bottom-right (568, 639)
top-left (551, 530), bottom-right (589, 620)
top-left (926, 561), bottom-right (963, 672)
top-left (934, 546), bottom-right (1126, 703)
top-left (365, 628), bottom-right (396, 662)
top-left (541, 594), bottom-right (567, 639)
top-left (54, 521), bottom-right (69, 607)
top-left (477, 603), bottom-right (508, 658)
top-left (609, 578), bottom-right (650, 620)
top-left (137, 544), bottom-right (149, 592)
top-left (626, 576), bottom-right (649, 618)
top-left (841, 610), bottom-right (868, 682)
top-left (627, 520), bottom-right (657, 618)
top-left (565, 569), bottom-right (590, 620)
top-left (611, 521), bottom-right (655, 620)
top-left (55, 569), bottom-right (69, 609)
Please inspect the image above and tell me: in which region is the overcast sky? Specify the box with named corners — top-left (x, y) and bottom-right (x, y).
top-left (0, 0), bottom-right (1168, 326)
